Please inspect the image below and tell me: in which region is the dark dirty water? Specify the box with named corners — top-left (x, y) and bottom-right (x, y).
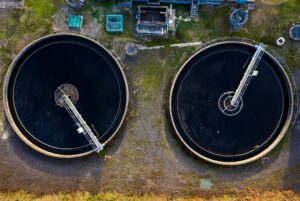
top-left (170, 42), bottom-right (291, 162)
top-left (7, 34), bottom-right (127, 156)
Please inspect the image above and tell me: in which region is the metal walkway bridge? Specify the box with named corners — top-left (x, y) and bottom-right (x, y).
top-left (230, 43), bottom-right (266, 107)
top-left (59, 92), bottom-right (104, 153)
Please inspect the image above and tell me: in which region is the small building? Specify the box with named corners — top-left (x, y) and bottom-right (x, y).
top-left (106, 15), bottom-right (123, 32)
top-left (68, 15), bottom-right (83, 30)
top-left (136, 6), bottom-right (175, 36)
top-left (116, 0), bottom-right (254, 17)
top-left (121, 0), bottom-right (252, 5)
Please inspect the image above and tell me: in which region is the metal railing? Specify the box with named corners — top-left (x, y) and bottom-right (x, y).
top-left (197, 37), bottom-right (298, 124)
top-left (59, 93), bottom-right (104, 153)
top-left (230, 44), bottom-right (265, 107)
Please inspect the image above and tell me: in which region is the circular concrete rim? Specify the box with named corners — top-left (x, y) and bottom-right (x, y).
top-left (3, 33), bottom-right (129, 159)
top-left (169, 40), bottom-right (294, 166)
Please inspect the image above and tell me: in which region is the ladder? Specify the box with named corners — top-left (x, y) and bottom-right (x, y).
top-left (190, 3), bottom-right (199, 18)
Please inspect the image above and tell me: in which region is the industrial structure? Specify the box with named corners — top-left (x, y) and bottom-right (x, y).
top-left (119, 0), bottom-right (254, 18)
top-left (120, 0), bottom-right (253, 6)
top-left (55, 84), bottom-right (104, 153)
top-left (136, 5), bottom-right (175, 35)
top-left (106, 14), bottom-right (123, 32)
top-left (65, 0), bottom-right (84, 9)
top-left (68, 15), bottom-right (83, 30)
top-left (228, 9), bottom-right (249, 30)
top-left (219, 44), bottom-right (265, 116)
top-left (289, 25), bottom-right (300, 41)
top-left (3, 34), bottom-right (128, 158)
top-left (170, 40), bottom-right (293, 165)
top-left (133, 0), bottom-right (254, 35)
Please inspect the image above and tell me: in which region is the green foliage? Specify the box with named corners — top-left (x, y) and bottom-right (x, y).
top-left (25, 0), bottom-right (62, 18)
top-left (0, 0), bottom-right (64, 69)
top-left (133, 61), bottom-right (164, 102)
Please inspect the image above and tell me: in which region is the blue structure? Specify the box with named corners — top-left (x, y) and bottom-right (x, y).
top-left (65, 0), bottom-right (84, 9)
top-left (228, 9), bottom-right (248, 30)
top-left (289, 25), bottom-right (300, 41)
top-left (236, 0), bottom-right (247, 4)
top-left (68, 15), bottom-right (83, 30)
top-left (106, 15), bottom-right (123, 32)
top-left (120, 0), bottom-right (249, 5)
top-left (116, 0), bottom-right (252, 17)
top-left (133, 0), bottom-right (223, 5)
top-left (132, 0), bottom-right (233, 18)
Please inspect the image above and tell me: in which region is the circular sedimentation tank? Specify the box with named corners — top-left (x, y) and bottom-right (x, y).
top-left (170, 41), bottom-right (293, 165)
top-left (4, 33), bottom-right (128, 158)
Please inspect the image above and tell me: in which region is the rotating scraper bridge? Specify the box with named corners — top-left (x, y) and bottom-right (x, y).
top-left (219, 44), bottom-right (266, 116)
top-left (56, 85), bottom-right (104, 153)
top-left (170, 39), bottom-right (293, 165)
top-left (4, 34), bottom-right (128, 158)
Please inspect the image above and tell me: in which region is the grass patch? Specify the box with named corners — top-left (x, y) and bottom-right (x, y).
top-left (0, 191), bottom-right (299, 200)
top-left (133, 61), bottom-right (164, 102)
top-left (0, 0), bottom-right (64, 69)
top-left (25, 0), bottom-right (62, 18)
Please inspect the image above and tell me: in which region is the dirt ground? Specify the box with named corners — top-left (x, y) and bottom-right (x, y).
top-left (0, 0), bottom-right (300, 199)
